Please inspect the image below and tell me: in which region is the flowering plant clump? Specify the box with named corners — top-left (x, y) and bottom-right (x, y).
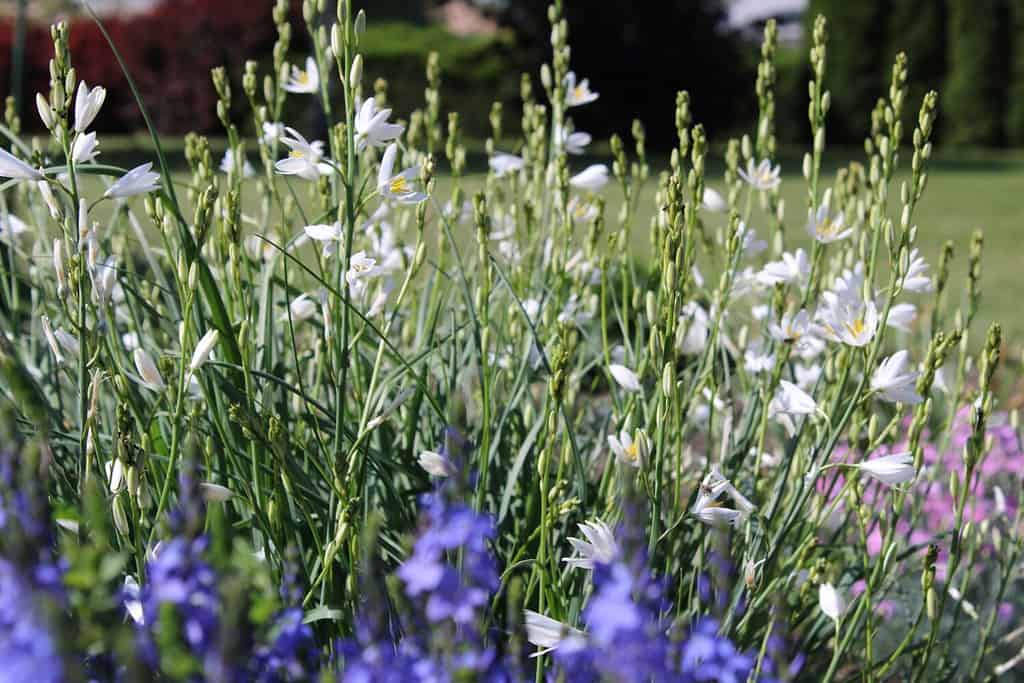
top-left (0, 0), bottom-right (1022, 680)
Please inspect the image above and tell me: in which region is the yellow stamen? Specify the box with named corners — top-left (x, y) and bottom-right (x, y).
top-left (389, 176), bottom-right (409, 194)
top-left (624, 442), bottom-right (639, 461)
top-left (296, 70), bottom-right (309, 84)
top-left (844, 318), bottom-right (866, 338)
top-left (289, 150), bottom-right (305, 159)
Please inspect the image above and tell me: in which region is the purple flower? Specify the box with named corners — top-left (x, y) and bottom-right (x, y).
top-left (0, 558), bottom-right (64, 683)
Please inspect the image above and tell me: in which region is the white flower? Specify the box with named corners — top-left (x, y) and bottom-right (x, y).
top-left (281, 293), bottom-right (318, 323)
top-left (105, 459), bottom-right (125, 493)
top-left (757, 248), bottom-right (808, 286)
top-left (304, 221), bottom-right (343, 256)
top-left (856, 452), bottom-right (916, 486)
top-left (739, 222), bottom-right (768, 256)
top-left (807, 200), bottom-right (853, 243)
top-left (74, 81), bottom-right (107, 133)
top-left (569, 164), bottom-right (609, 192)
top-left (768, 309), bottom-right (812, 344)
top-left (378, 143), bottom-right (427, 204)
top-left (901, 248), bottom-right (933, 293)
top-left (565, 71), bottom-right (599, 107)
top-left (886, 302), bottom-right (917, 332)
top-left (133, 348), bottom-right (165, 391)
top-left (693, 506), bottom-right (743, 528)
top-left (0, 147), bottom-right (42, 180)
top-left (769, 381), bottom-right (817, 434)
top-left (283, 56), bottom-right (320, 94)
top-left (220, 149), bottom-right (254, 178)
top-left (260, 121), bottom-right (285, 145)
top-left (189, 329), bottom-right (219, 372)
top-left (816, 298), bottom-right (878, 347)
top-left (738, 158), bottom-right (781, 191)
top-left (702, 187), bottom-right (728, 213)
top-left (744, 345), bottom-right (775, 374)
top-left (36, 93), bottom-right (55, 129)
top-left (123, 576), bottom-right (144, 625)
top-left (199, 482), bottom-right (234, 502)
top-left (691, 466), bottom-right (756, 528)
top-left (523, 611), bottom-right (584, 657)
top-left (104, 162), bottom-right (160, 198)
top-left (567, 196), bottom-right (598, 223)
top-left (563, 520), bottom-right (617, 569)
top-left (609, 363), bottom-right (641, 393)
top-left (38, 181), bottom-right (60, 218)
top-left (678, 302), bottom-right (708, 355)
top-left (607, 429), bottom-right (647, 468)
top-left (819, 583), bottom-right (845, 621)
top-left (0, 213), bottom-right (28, 242)
top-left (41, 315), bottom-right (77, 364)
top-left (354, 97), bottom-right (404, 150)
top-left (933, 361), bottom-right (953, 394)
top-left (72, 131), bottom-right (100, 164)
top-left (489, 152), bottom-right (525, 178)
top-left (563, 130), bottom-right (592, 155)
top-left (795, 363), bottom-right (822, 389)
top-left (91, 256), bottom-right (118, 305)
top-left (824, 263), bottom-right (866, 307)
top-left (871, 350), bottom-right (923, 404)
top-left (418, 450), bottom-right (457, 478)
top-left (442, 200), bottom-right (472, 225)
top-left (346, 251), bottom-right (380, 291)
top-left (276, 128), bottom-right (331, 181)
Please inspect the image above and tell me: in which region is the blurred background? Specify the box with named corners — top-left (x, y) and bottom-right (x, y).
top-left (3, 0), bottom-right (1023, 149)
top-left (2, 0), bottom-right (1024, 344)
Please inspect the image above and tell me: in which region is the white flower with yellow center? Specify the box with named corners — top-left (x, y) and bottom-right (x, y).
top-left (377, 144), bottom-right (427, 204)
top-left (738, 157), bottom-right (781, 191)
top-left (807, 200), bottom-right (853, 243)
top-left (283, 56), bottom-right (320, 94)
top-left (564, 71), bottom-right (599, 107)
top-left (816, 298), bottom-right (878, 347)
top-left (346, 251), bottom-right (381, 294)
top-left (768, 309), bottom-right (812, 345)
top-left (567, 195), bottom-right (598, 223)
top-left (607, 429), bottom-right (647, 468)
top-left (276, 128), bottom-right (331, 181)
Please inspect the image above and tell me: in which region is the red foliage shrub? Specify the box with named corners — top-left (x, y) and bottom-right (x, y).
top-left (1, 0), bottom-right (304, 134)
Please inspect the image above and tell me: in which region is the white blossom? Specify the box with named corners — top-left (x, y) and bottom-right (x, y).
top-left (856, 452), bottom-right (916, 486)
top-left (871, 350), bottom-right (923, 404)
top-left (74, 81), bottom-right (107, 133)
top-left (738, 158), bottom-right (781, 191)
top-left (563, 520), bottom-right (617, 569)
top-left (569, 164), bottom-right (609, 192)
top-left (609, 363), bottom-right (641, 393)
top-left (283, 56), bottom-right (320, 94)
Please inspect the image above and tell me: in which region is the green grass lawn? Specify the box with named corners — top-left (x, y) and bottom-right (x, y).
top-left (94, 140), bottom-right (1024, 345)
